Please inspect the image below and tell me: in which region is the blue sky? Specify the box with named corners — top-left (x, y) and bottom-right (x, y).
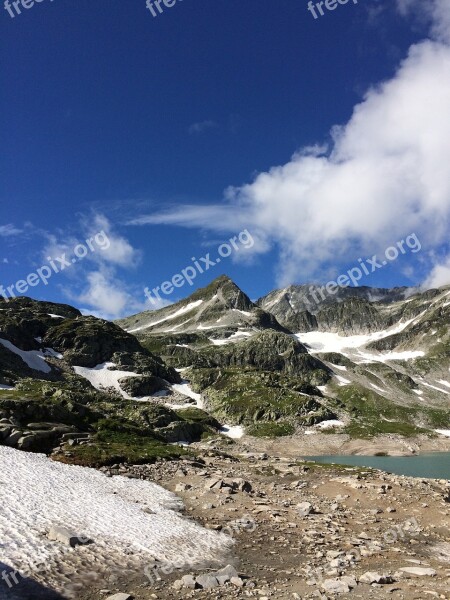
top-left (1, 0), bottom-right (450, 318)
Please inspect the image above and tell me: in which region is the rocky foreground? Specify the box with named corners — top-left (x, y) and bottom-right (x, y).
top-left (71, 439), bottom-right (450, 600)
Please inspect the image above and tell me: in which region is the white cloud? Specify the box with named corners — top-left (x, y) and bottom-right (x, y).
top-left (85, 214), bottom-right (141, 268)
top-left (38, 214), bottom-right (144, 318)
top-left (68, 268), bottom-right (148, 320)
top-left (0, 224), bottom-right (22, 238)
top-left (131, 4), bottom-right (450, 287)
top-left (422, 256), bottom-right (450, 289)
top-left (396, 0), bottom-right (450, 44)
top-left (76, 270), bottom-right (131, 320)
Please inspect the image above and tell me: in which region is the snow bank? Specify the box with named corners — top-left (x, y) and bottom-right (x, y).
top-left (335, 375), bottom-right (351, 386)
top-left (0, 338), bottom-right (51, 373)
top-left (435, 429), bottom-right (450, 437)
top-left (220, 425), bottom-right (245, 439)
top-left (0, 447), bottom-right (232, 595)
top-left (296, 327), bottom-right (425, 363)
top-left (73, 362), bottom-right (141, 398)
top-left (210, 330), bottom-right (253, 346)
top-left (315, 420), bottom-right (345, 430)
top-left (171, 381), bottom-right (204, 409)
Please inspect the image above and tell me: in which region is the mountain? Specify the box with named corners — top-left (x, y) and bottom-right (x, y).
top-left (0, 297), bottom-right (223, 463)
top-left (119, 276), bottom-right (449, 440)
top-left (258, 284), bottom-right (412, 333)
top-left (118, 275), bottom-right (287, 339)
top-left (1, 277), bottom-right (449, 460)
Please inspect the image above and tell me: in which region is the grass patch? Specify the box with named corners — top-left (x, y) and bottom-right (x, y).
top-left (188, 367), bottom-right (333, 426)
top-left (335, 384), bottom-right (446, 438)
top-left (55, 429), bottom-right (187, 467)
top-left (247, 421), bottom-right (295, 438)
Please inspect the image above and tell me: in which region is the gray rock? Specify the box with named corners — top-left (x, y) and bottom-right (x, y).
top-left (196, 574), bottom-right (218, 589)
top-left (359, 571), bottom-right (393, 584)
top-left (106, 595), bottom-right (133, 600)
top-left (340, 575), bottom-right (357, 588)
top-left (213, 564), bottom-right (239, 582)
top-left (180, 574), bottom-right (196, 589)
top-left (205, 478), bottom-right (224, 490)
top-left (230, 576), bottom-right (244, 587)
top-left (296, 501), bottom-right (314, 516)
top-left (321, 578), bottom-right (350, 594)
top-left (4, 430), bottom-right (22, 446)
top-left (232, 478), bottom-right (252, 493)
top-left (396, 567), bottom-right (437, 578)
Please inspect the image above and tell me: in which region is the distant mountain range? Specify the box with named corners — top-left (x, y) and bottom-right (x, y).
top-left (0, 275), bottom-right (449, 461)
top-left (118, 275), bottom-right (450, 439)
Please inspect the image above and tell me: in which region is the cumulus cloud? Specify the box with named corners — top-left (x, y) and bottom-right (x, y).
top-left (73, 268), bottom-right (148, 320)
top-left (396, 0), bottom-right (450, 44)
top-left (422, 256), bottom-right (450, 289)
top-left (84, 214), bottom-right (141, 268)
top-left (40, 214), bottom-right (143, 319)
top-left (132, 1), bottom-right (450, 288)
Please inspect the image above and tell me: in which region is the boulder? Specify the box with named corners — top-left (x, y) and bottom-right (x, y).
top-left (196, 574), bottom-right (218, 589)
top-left (321, 578), bottom-right (350, 594)
top-left (396, 567), bottom-right (437, 578)
top-left (213, 564), bottom-right (239, 582)
top-left (359, 571), bottom-right (394, 584)
top-left (180, 574), bottom-right (196, 589)
top-left (297, 501), bottom-right (314, 516)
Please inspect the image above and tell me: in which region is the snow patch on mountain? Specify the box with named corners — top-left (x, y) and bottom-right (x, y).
top-left (73, 362), bottom-right (141, 398)
top-left (127, 300), bottom-right (204, 333)
top-left (296, 317), bottom-right (427, 363)
top-left (0, 338), bottom-right (52, 374)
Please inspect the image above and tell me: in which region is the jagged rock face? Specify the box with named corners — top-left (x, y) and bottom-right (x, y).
top-left (190, 274), bottom-right (255, 311)
top-left (198, 330), bottom-right (330, 381)
top-left (258, 284), bottom-right (410, 333)
top-left (0, 299), bottom-right (205, 458)
top-left (117, 275), bottom-right (288, 337)
top-left (0, 297), bottom-right (81, 351)
top-left (43, 317), bottom-right (143, 366)
top-left (315, 298), bottom-right (390, 334)
top-left (118, 375), bottom-right (169, 397)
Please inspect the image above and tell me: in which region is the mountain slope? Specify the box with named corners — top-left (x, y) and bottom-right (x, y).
top-left (258, 284), bottom-right (412, 333)
top-left (0, 297), bottom-right (223, 461)
top-left (118, 275), bottom-right (287, 339)
top-left (119, 277), bottom-right (449, 440)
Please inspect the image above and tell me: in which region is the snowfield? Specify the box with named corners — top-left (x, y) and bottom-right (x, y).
top-left (296, 320), bottom-right (425, 363)
top-left (0, 447), bottom-right (232, 597)
top-left (220, 425), bottom-right (245, 439)
top-left (0, 338), bottom-right (52, 374)
top-left (73, 362), bottom-right (141, 399)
